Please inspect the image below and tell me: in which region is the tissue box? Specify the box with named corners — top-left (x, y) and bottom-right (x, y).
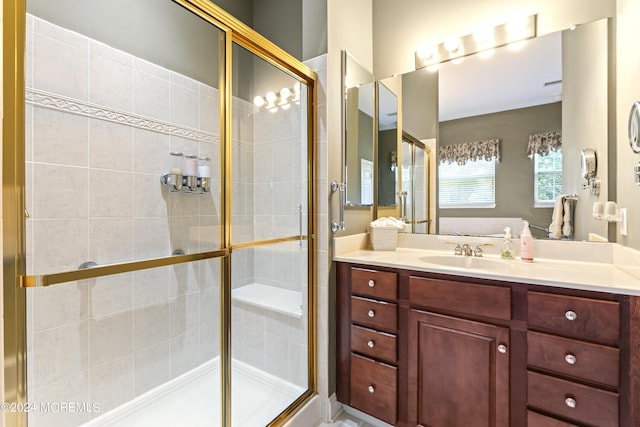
top-left (368, 225), bottom-right (399, 251)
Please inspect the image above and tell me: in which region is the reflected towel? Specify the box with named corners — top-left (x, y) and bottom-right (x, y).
top-left (549, 195), bottom-right (565, 239)
top-left (562, 197), bottom-right (573, 238)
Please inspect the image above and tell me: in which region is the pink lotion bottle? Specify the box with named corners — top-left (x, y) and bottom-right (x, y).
top-left (520, 220), bottom-right (534, 262)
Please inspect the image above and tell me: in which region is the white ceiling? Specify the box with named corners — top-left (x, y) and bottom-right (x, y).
top-left (439, 30), bottom-right (562, 121)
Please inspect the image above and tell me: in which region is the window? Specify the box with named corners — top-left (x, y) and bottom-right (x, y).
top-left (534, 150), bottom-right (562, 207)
top-left (438, 159), bottom-right (496, 208)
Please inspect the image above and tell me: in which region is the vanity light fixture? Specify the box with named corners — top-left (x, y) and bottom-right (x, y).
top-left (253, 82), bottom-right (301, 112)
top-left (415, 14), bottom-right (537, 70)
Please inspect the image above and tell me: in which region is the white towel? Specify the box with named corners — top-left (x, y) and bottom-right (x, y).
top-left (370, 217), bottom-right (405, 230)
top-left (562, 198), bottom-right (573, 238)
top-left (549, 195), bottom-right (565, 239)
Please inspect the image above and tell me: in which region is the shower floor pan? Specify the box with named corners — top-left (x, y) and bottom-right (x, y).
top-left (83, 358), bottom-right (304, 427)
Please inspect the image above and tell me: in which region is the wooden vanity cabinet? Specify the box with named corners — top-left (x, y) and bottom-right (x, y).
top-left (336, 265), bottom-right (399, 425)
top-left (336, 261), bottom-right (640, 427)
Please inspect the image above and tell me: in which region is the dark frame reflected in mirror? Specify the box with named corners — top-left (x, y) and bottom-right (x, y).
top-left (342, 50), bottom-right (374, 207)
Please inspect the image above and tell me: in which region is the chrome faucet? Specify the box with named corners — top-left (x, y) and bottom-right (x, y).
top-left (460, 244), bottom-right (473, 256)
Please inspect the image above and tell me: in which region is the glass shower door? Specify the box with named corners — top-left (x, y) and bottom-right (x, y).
top-left (22, 1), bottom-right (225, 426)
top-left (229, 42), bottom-right (311, 426)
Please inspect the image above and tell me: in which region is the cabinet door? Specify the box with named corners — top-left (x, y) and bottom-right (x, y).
top-left (408, 310), bottom-right (510, 427)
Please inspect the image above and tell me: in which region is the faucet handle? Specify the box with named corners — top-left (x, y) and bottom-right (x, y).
top-left (473, 243), bottom-right (493, 257)
top-left (445, 241), bottom-right (463, 255)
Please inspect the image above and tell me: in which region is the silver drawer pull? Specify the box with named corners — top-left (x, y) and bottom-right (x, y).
top-left (367, 340), bottom-right (375, 348)
top-left (368, 279), bottom-right (375, 287)
top-left (565, 397), bottom-right (577, 408)
top-left (565, 310), bottom-right (578, 321)
top-left (368, 310), bottom-right (375, 318)
top-left (497, 343), bottom-right (508, 354)
top-left (368, 385), bottom-right (375, 394)
top-left (565, 354), bottom-right (577, 365)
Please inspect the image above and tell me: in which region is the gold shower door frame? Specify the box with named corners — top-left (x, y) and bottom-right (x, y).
top-left (2, 0), bottom-right (317, 426)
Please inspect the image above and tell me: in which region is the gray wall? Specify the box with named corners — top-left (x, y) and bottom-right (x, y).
top-left (402, 68), bottom-right (438, 141)
top-left (28, 0), bottom-right (222, 88)
top-left (439, 102), bottom-right (562, 237)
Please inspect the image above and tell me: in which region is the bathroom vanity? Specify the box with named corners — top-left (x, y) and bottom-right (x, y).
top-left (335, 236), bottom-right (640, 427)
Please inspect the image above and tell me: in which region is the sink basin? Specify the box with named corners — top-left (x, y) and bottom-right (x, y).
top-left (420, 255), bottom-right (514, 271)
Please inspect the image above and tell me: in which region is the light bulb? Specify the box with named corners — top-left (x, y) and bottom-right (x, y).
top-left (265, 91), bottom-right (277, 104)
top-left (253, 95), bottom-right (265, 107)
top-left (474, 27), bottom-right (494, 50)
top-left (280, 87), bottom-right (291, 100)
top-left (417, 45), bottom-right (436, 61)
top-left (293, 82), bottom-right (301, 94)
top-left (444, 37), bottom-right (460, 53)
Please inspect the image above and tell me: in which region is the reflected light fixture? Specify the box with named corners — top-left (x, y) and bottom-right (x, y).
top-left (415, 14), bottom-right (536, 70)
top-left (253, 82), bottom-right (302, 112)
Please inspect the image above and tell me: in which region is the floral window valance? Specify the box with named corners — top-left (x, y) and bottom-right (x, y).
top-left (439, 139), bottom-right (500, 165)
top-left (527, 131), bottom-right (562, 157)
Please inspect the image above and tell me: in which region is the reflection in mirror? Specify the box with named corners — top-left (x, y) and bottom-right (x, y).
top-left (401, 132), bottom-right (431, 234)
top-left (377, 79), bottom-right (400, 206)
top-left (343, 51), bottom-right (374, 207)
top-left (377, 18), bottom-right (611, 242)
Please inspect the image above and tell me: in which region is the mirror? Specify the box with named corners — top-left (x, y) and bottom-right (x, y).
top-left (377, 79), bottom-right (400, 206)
top-left (375, 18), bottom-right (611, 242)
top-left (343, 51), bottom-right (374, 207)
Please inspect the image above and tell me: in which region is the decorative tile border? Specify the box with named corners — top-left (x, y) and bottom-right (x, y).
top-left (26, 88), bottom-right (219, 144)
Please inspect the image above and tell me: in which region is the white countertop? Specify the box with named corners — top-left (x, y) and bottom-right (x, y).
top-left (334, 234), bottom-right (640, 296)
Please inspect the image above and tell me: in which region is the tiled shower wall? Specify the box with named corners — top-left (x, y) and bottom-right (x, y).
top-left (25, 14), bottom-right (221, 426)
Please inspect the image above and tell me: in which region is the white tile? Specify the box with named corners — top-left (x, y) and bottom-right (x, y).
top-left (32, 164), bottom-right (88, 219)
top-left (32, 321), bottom-right (89, 389)
top-left (28, 371), bottom-right (91, 427)
top-left (32, 219), bottom-right (89, 274)
top-left (89, 311), bottom-right (133, 367)
top-left (134, 57), bottom-right (171, 81)
top-left (31, 281), bottom-right (88, 333)
top-left (133, 267), bottom-right (171, 309)
top-left (89, 169), bottom-right (133, 218)
top-left (134, 68), bottom-right (171, 122)
top-left (89, 218), bottom-right (133, 264)
top-left (170, 331), bottom-right (200, 377)
top-left (170, 293), bottom-right (200, 338)
top-left (198, 288), bottom-right (219, 362)
top-left (89, 52), bottom-right (134, 112)
top-left (33, 32), bottom-right (88, 101)
top-left (170, 262), bottom-right (200, 297)
top-left (89, 355), bottom-right (135, 415)
top-left (170, 83), bottom-right (199, 129)
top-left (88, 273), bottom-right (133, 319)
top-left (199, 90), bottom-right (219, 134)
top-left (133, 303), bottom-right (171, 350)
top-left (134, 341), bottom-right (171, 396)
top-left (34, 16), bottom-right (88, 51)
top-left (133, 217), bottom-right (170, 259)
top-left (134, 173), bottom-right (169, 218)
top-left (133, 128), bottom-right (171, 174)
top-left (33, 107), bottom-right (89, 166)
top-left (90, 39), bottom-right (133, 67)
top-left (89, 119), bottom-right (134, 171)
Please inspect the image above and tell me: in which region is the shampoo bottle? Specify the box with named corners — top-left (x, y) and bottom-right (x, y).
top-left (520, 220), bottom-right (534, 262)
top-left (500, 227), bottom-right (515, 260)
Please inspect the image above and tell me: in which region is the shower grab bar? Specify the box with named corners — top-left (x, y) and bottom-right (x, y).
top-left (331, 180), bottom-right (346, 233)
top-left (21, 249), bottom-right (228, 288)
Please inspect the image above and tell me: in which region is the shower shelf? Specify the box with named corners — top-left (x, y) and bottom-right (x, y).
top-left (232, 283), bottom-right (303, 318)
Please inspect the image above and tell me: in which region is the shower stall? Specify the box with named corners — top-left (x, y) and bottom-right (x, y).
top-left (3, 1), bottom-right (316, 426)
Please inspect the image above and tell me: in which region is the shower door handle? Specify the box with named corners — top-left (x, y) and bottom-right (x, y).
top-left (298, 204), bottom-right (303, 247)
top-left (331, 180), bottom-right (346, 233)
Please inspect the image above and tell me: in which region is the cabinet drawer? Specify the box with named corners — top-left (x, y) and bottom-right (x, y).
top-left (528, 410), bottom-right (580, 427)
top-left (528, 292), bottom-right (620, 345)
top-left (528, 331), bottom-right (619, 387)
top-left (351, 324), bottom-right (397, 364)
top-left (350, 353), bottom-right (397, 425)
top-left (351, 267), bottom-right (398, 300)
top-left (527, 371), bottom-right (619, 427)
top-left (351, 296), bottom-right (397, 331)
top-left (409, 276), bottom-right (511, 320)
